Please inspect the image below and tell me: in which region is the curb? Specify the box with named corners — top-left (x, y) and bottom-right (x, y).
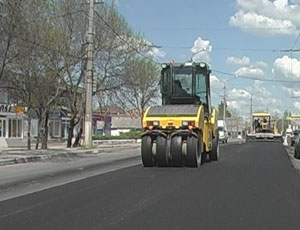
top-left (0, 155), bottom-right (44, 167)
top-left (0, 143), bottom-right (141, 167)
top-left (284, 146), bottom-right (300, 173)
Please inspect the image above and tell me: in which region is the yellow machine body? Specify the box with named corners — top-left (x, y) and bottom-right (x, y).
top-left (141, 62), bottom-right (219, 167)
top-left (142, 105), bottom-right (217, 152)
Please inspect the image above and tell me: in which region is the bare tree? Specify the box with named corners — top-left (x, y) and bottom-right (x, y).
top-left (108, 57), bottom-right (160, 116)
top-left (53, 1), bottom-right (147, 146)
top-left (1, 0), bottom-right (159, 149)
top-left (1, 0), bottom-right (67, 149)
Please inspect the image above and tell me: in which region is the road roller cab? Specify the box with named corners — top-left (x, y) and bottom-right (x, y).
top-left (141, 62), bottom-right (219, 167)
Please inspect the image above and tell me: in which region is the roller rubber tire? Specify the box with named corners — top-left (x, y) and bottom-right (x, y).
top-left (141, 136), bottom-right (154, 167)
top-left (185, 135), bottom-right (201, 167)
top-left (156, 136), bottom-right (168, 167)
top-left (209, 135), bottom-right (219, 161)
top-left (295, 148), bottom-right (300, 159)
top-left (170, 136), bottom-right (183, 167)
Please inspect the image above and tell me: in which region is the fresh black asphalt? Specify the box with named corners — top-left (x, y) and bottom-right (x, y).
top-left (0, 142), bottom-right (300, 230)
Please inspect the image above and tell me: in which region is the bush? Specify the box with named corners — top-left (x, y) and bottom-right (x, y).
top-left (93, 130), bottom-right (142, 140)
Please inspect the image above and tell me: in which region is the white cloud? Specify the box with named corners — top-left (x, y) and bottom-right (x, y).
top-left (147, 47), bottom-right (166, 59)
top-left (250, 81), bottom-right (272, 98)
top-left (282, 86), bottom-right (300, 97)
top-left (227, 100), bottom-right (243, 110)
top-left (250, 80), bottom-right (280, 106)
top-left (190, 37), bottom-right (212, 63)
top-left (132, 38), bottom-right (166, 59)
top-left (230, 11), bottom-right (298, 36)
top-left (254, 79), bottom-right (263, 86)
top-left (230, 0), bottom-right (300, 36)
top-left (255, 95), bottom-right (279, 105)
top-left (226, 56), bottom-right (268, 76)
top-left (228, 88), bottom-right (251, 100)
top-left (226, 56), bottom-right (251, 66)
top-left (210, 75), bottom-right (224, 90)
top-left (235, 66), bottom-right (265, 78)
top-left (256, 61), bottom-right (268, 69)
top-left (225, 85), bottom-right (281, 118)
top-left (226, 88), bottom-right (251, 114)
top-left (294, 101), bottom-right (300, 110)
top-left (272, 55), bottom-right (300, 79)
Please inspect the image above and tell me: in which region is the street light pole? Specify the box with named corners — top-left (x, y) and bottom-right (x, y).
top-left (222, 75), bottom-right (237, 122)
top-left (250, 95), bottom-right (253, 132)
top-left (223, 82), bottom-right (226, 122)
top-left (84, 0), bottom-right (94, 147)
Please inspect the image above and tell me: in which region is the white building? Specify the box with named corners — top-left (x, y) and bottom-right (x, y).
top-left (0, 103), bottom-right (27, 148)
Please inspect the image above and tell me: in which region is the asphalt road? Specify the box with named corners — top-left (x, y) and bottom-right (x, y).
top-left (1, 142), bottom-right (300, 230)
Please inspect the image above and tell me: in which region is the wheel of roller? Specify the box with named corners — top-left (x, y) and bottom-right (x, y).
top-left (170, 136), bottom-right (183, 167)
top-left (209, 134), bottom-right (219, 161)
top-left (156, 135), bottom-right (168, 167)
top-left (185, 135), bottom-right (201, 167)
top-left (141, 135), bottom-right (154, 167)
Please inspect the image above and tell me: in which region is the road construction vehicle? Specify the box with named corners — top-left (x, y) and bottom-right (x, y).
top-left (246, 112), bottom-right (282, 142)
top-left (141, 62), bottom-right (219, 167)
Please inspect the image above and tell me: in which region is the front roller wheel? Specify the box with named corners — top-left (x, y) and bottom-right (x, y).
top-left (209, 135), bottom-right (219, 161)
top-left (156, 136), bottom-right (168, 167)
top-left (185, 135), bottom-right (201, 167)
top-left (141, 136), bottom-right (154, 167)
top-left (170, 136), bottom-right (183, 167)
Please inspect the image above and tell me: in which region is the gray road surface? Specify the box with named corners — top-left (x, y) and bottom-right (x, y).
top-left (0, 142), bottom-right (300, 230)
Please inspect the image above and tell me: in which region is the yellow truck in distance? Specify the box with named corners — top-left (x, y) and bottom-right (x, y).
top-left (246, 112), bottom-right (282, 142)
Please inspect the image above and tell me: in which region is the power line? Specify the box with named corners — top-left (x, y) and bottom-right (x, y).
top-left (159, 45), bottom-right (275, 51)
top-left (1, 35), bottom-right (82, 60)
top-left (93, 10), bottom-right (170, 64)
top-left (291, 32), bottom-right (300, 50)
top-left (138, 26), bottom-right (296, 31)
top-left (213, 69), bottom-right (300, 83)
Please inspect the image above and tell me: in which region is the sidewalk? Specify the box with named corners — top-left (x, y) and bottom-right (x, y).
top-left (284, 146), bottom-right (300, 173)
top-left (0, 139), bottom-right (141, 167)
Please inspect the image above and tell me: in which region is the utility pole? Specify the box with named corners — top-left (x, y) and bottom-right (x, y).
top-left (84, 0), bottom-right (94, 147)
top-left (281, 116), bottom-right (284, 134)
top-left (223, 82), bottom-right (226, 122)
top-left (250, 95), bottom-right (252, 132)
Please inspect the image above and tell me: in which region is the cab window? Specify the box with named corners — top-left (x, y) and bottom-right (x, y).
top-left (195, 73), bottom-right (207, 102)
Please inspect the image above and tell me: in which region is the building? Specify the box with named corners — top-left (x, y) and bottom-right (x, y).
top-left (110, 116), bottom-right (141, 136)
top-left (0, 87), bottom-right (76, 148)
top-left (226, 117), bottom-right (245, 138)
top-left (93, 106), bottom-right (142, 136)
top-left (0, 88), bottom-right (27, 147)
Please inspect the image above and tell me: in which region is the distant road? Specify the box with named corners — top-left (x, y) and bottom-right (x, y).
top-left (1, 142), bottom-right (300, 230)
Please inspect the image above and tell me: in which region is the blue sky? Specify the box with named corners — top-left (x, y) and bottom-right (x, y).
top-left (116, 0), bottom-right (300, 119)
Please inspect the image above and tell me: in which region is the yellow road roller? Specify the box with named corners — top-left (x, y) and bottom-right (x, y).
top-left (141, 62), bottom-right (219, 167)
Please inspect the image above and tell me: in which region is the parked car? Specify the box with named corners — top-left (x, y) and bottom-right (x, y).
top-left (291, 130), bottom-right (300, 146)
top-left (217, 120), bottom-right (228, 143)
top-left (294, 134), bottom-right (300, 159)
